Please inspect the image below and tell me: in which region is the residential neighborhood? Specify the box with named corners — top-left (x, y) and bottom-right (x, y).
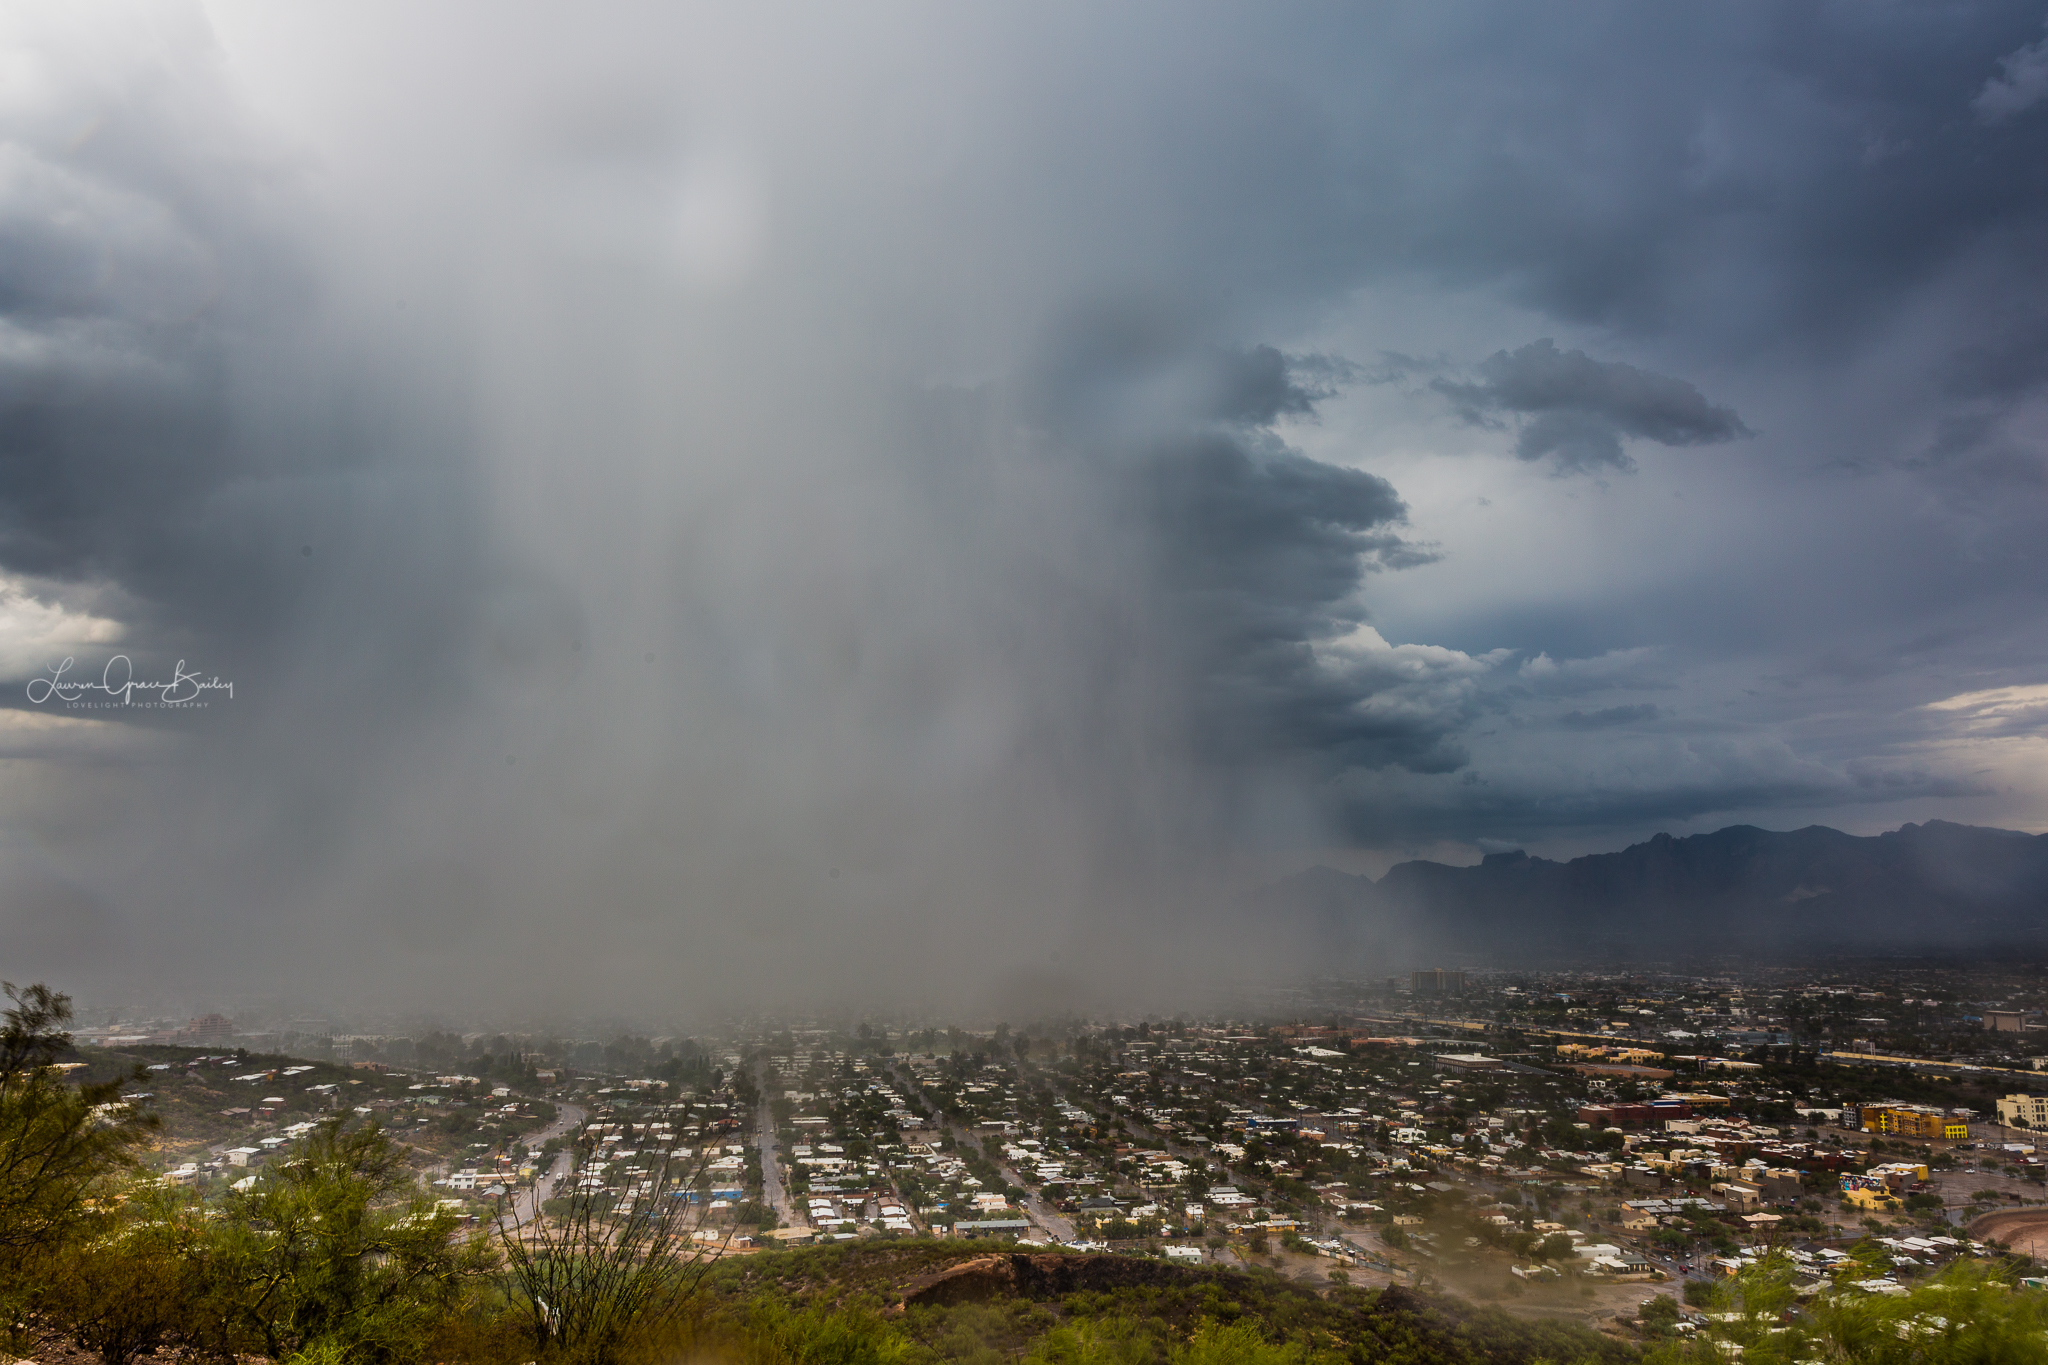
top-left (65, 961), bottom-right (2048, 1333)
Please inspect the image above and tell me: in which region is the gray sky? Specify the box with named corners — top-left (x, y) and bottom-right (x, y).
top-left (3, 2), bottom-right (2046, 1017)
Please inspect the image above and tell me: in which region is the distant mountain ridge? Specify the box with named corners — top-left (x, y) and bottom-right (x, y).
top-left (1258, 820), bottom-right (2048, 965)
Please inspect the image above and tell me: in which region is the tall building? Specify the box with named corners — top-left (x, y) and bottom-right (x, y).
top-left (1997, 1094), bottom-right (2048, 1129)
top-left (183, 1014), bottom-right (234, 1043)
top-left (1411, 968), bottom-right (1466, 997)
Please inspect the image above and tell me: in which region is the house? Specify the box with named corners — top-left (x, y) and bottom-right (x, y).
top-left (953, 1219), bottom-right (1033, 1238)
top-left (1718, 1182), bottom-right (1762, 1209)
top-left (1759, 1169), bottom-right (1804, 1203)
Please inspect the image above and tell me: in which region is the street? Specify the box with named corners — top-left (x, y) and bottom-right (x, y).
top-left (500, 1100), bottom-right (585, 1231)
top-left (758, 1094), bottom-right (799, 1229)
top-left (943, 1117), bottom-right (1078, 1241)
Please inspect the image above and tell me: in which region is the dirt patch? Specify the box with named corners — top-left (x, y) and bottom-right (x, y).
top-left (1966, 1208), bottom-right (2048, 1257)
top-left (898, 1252), bottom-right (1205, 1308)
top-left (8, 1338), bottom-right (268, 1365)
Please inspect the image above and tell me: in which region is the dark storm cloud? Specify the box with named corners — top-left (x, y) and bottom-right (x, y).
top-left (1330, 745), bottom-right (1993, 851)
top-left (5, 0), bottom-right (2048, 1012)
top-left (1394, 9), bottom-right (2048, 349)
top-left (1140, 436), bottom-right (1411, 611)
top-left (1137, 432), bottom-right (1457, 772)
top-left (1558, 704), bottom-right (1662, 730)
top-left (1939, 309), bottom-right (2048, 403)
top-left (1431, 340), bottom-right (1752, 473)
top-left (1018, 320), bottom-right (1452, 774)
top-left (1975, 23), bottom-right (2048, 123)
top-left (0, 19), bottom-right (487, 680)
top-left (0, 92), bottom-right (242, 598)
top-left (1202, 345), bottom-right (1352, 427)
top-left (1022, 311), bottom-right (1354, 437)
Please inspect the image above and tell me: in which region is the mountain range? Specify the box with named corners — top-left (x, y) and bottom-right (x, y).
top-left (1257, 820), bottom-right (2048, 968)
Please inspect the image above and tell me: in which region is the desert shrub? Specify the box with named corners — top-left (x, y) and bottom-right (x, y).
top-left (204, 1120), bottom-right (496, 1363)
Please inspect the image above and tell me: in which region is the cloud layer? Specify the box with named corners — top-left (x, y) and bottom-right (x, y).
top-left (0, 1), bottom-right (2045, 1014)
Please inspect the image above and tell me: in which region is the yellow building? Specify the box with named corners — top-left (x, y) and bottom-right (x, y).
top-left (1557, 1043), bottom-right (1666, 1065)
top-left (1841, 1185), bottom-right (1895, 1210)
top-left (1860, 1105), bottom-right (1968, 1141)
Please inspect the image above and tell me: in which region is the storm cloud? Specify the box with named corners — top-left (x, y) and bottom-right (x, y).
top-left (1431, 340), bottom-right (1753, 473)
top-left (1976, 23), bottom-right (2048, 122)
top-left (1, 1), bottom-right (2046, 1014)
top-left (1559, 704), bottom-right (1663, 731)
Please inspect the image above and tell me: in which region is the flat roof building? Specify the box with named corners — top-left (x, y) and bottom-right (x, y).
top-left (1412, 968), bottom-right (1466, 997)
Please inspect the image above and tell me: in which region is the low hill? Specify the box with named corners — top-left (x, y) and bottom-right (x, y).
top-left (696, 1241), bottom-right (1639, 1364)
top-left (68, 1041), bottom-right (556, 1167)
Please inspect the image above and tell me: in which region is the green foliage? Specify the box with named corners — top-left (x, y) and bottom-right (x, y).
top-left (732, 1198), bottom-right (779, 1227)
top-left (17, 1109), bottom-right (492, 1365)
top-left (705, 1241), bottom-right (1632, 1365)
top-left (735, 1301), bottom-right (916, 1365)
top-left (0, 982), bottom-right (156, 1335)
top-left (1638, 1294), bottom-right (1680, 1335)
top-left (204, 1119), bottom-right (495, 1363)
top-left (0, 983), bottom-right (155, 1248)
top-left (1655, 1255), bottom-right (2048, 1365)
top-left (1024, 1313), bottom-right (1159, 1365)
top-left (1170, 1321), bottom-right (1307, 1365)
top-left (43, 1186), bottom-right (208, 1365)
top-left (499, 1136), bottom-right (723, 1365)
